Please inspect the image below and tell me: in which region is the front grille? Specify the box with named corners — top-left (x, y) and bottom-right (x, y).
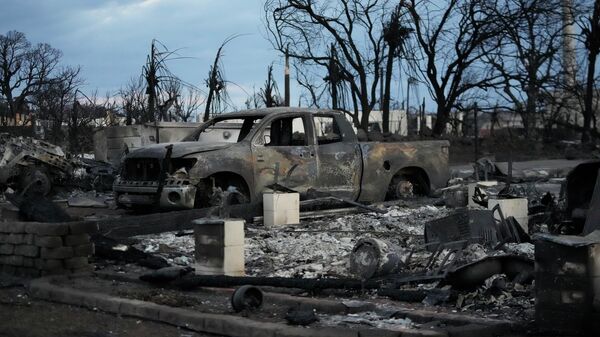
top-left (123, 158), bottom-right (161, 181)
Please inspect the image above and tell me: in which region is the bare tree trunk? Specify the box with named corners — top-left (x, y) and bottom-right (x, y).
top-left (382, 51), bottom-right (394, 133)
top-left (433, 105), bottom-right (448, 135)
top-left (583, 52), bottom-right (597, 143)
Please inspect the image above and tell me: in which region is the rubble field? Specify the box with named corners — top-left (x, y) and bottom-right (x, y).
top-left (120, 198), bottom-right (536, 326)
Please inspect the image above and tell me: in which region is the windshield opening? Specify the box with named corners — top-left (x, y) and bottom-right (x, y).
top-left (184, 116), bottom-right (263, 143)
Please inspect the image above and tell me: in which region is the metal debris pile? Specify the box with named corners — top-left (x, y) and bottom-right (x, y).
top-left (0, 135), bottom-right (116, 197)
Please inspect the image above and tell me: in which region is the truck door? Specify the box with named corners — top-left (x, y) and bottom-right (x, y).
top-left (252, 114), bottom-right (317, 195)
top-left (312, 114), bottom-right (362, 200)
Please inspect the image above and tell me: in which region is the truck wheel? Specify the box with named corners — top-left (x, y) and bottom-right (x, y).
top-left (386, 173), bottom-right (430, 200)
top-left (387, 175), bottom-right (414, 199)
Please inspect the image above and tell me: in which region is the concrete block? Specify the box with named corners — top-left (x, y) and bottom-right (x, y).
top-left (263, 209), bottom-right (300, 227)
top-left (64, 234), bottom-right (90, 246)
top-left (27, 223), bottom-right (69, 236)
top-left (35, 259), bottom-right (64, 270)
top-left (0, 222), bottom-right (25, 233)
top-left (263, 192), bottom-right (300, 226)
top-left (488, 198), bottom-right (528, 231)
top-left (73, 243), bottom-right (95, 257)
top-left (0, 255), bottom-right (23, 266)
top-left (14, 245), bottom-right (40, 257)
top-left (0, 244), bottom-right (14, 255)
top-left (194, 219), bottom-right (244, 247)
top-left (41, 247), bottom-right (73, 259)
top-left (14, 267), bottom-right (40, 278)
top-left (589, 244), bottom-right (600, 277)
top-left (194, 244), bottom-right (244, 276)
top-left (23, 234), bottom-right (34, 245)
top-left (22, 257), bottom-right (35, 268)
top-left (1, 265), bottom-right (16, 275)
top-left (34, 236), bottom-right (64, 248)
top-left (0, 234), bottom-right (6, 243)
top-left (6, 233), bottom-right (25, 244)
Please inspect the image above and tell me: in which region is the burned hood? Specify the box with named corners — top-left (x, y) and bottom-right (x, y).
top-left (126, 142), bottom-right (232, 159)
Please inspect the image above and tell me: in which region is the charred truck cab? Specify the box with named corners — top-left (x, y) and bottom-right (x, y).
top-left (113, 107), bottom-right (450, 210)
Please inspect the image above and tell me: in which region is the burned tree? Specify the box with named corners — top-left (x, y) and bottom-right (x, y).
top-left (265, 0), bottom-right (405, 132)
top-left (119, 77), bottom-right (146, 125)
top-left (204, 36), bottom-right (237, 122)
top-left (0, 31), bottom-right (63, 126)
top-left (31, 66), bottom-right (82, 143)
top-left (260, 64), bottom-right (283, 107)
top-left (405, 0), bottom-right (499, 136)
top-left (142, 39), bottom-right (188, 123)
top-left (483, 0), bottom-right (563, 139)
top-left (382, 4), bottom-right (412, 133)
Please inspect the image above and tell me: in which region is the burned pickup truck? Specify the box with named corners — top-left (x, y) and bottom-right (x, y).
top-left (113, 108), bottom-right (449, 209)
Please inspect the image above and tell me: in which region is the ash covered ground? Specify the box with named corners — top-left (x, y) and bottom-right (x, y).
top-left (132, 199), bottom-right (534, 279)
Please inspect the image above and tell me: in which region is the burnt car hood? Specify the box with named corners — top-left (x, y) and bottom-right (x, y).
top-left (126, 142), bottom-right (232, 159)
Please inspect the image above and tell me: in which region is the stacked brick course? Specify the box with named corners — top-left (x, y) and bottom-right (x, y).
top-left (0, 221), bottom-right (96, 277)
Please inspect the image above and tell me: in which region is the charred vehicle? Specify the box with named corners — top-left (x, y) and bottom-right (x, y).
top-left (0, 135), bottom-right (72, 196)
top-left (113, 108), bottom-right (450, 209)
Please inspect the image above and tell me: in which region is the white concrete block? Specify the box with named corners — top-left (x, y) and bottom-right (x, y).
top-left (193, 219), bottom-right (245, 276)
top-left (263, 192), bottom-right (300, 226)
top-left (263, 192), bottom-right (299, 211)
top-left (223, 220), bottom-right (245, 246)
top-left (589, 245), bottom-right (600, 310)
top-left (488, 198), bottom-right (528, 232)
top-left (194, 245), bottom-right (245, 276)
top-left (193, 219), bottom-right (245, 247)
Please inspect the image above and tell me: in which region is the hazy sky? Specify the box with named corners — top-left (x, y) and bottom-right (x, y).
top-left (0, 0), bottom-right (288, 109)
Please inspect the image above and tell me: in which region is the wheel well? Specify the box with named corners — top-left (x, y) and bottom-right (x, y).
top-left (200, 172), bottom-right (251, 200)
top-left (388, 166), bottom-right (431, 197)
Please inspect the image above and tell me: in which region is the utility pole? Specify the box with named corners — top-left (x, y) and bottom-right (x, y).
top-left (380, 67), bottom-right (385, 132)
top-left (420, 98), bottom-right (425, 138)
top-left (329, 45), bottom-right (338, 109)
top-left (284, 46), bottom-right (290, 107)
top-left (474, 103), bottom-right (479, 161)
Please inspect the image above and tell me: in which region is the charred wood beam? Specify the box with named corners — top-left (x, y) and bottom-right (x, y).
top-left (94, 203), bottom-right (261, 238)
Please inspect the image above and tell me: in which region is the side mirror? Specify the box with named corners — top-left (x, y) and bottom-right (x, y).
top-left (263, 134), bottom-right (271, 145)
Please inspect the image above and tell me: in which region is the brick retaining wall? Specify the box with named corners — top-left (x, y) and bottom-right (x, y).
top-left (0, 221), bottom-right (97, 277)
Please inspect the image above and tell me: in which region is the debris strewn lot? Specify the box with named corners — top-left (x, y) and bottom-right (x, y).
top-left (126, 198), bottom-right (535, 326)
